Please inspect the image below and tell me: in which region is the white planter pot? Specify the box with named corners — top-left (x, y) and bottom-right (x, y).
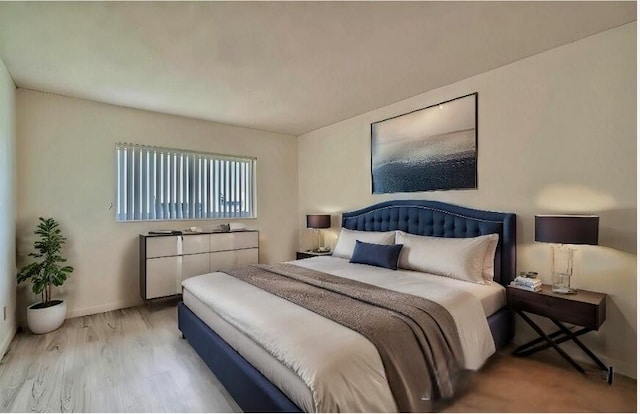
top-left (27, 300), bottom-right (67, 334)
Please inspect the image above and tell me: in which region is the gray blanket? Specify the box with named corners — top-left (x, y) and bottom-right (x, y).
top-left (225, 263), bottom-right (466, 412)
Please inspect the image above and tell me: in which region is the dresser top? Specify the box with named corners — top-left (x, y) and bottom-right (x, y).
top-left (141, 229), bottom-right (258, 237)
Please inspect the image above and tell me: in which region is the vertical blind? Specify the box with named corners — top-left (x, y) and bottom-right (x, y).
top-left (116, 143), bottom-right (256, 221)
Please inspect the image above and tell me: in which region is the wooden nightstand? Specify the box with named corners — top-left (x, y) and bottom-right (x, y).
top-left (296, 250), bottom-right (332, 260)
top-left (507, 284), bottom-right (612, 383)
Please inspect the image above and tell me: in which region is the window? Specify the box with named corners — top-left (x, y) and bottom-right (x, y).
top-left (116, 143), bottom-right (256, 221)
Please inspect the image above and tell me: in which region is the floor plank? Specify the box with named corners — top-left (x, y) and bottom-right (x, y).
top-left (444, 347), bottom-right (636, 413)
top-left (0, 303), bottom-right (240, 413)
top-left (0, 303), bottom-right (635, 412)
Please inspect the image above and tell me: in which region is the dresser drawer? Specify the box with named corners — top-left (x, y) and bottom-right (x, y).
top-left (182, 234), bottom-right (210, 255)
top-left (146, 256), bottom-right (181, 298)
top-left (182, 252), bottom-right (210, 281)
top-left (233, 232), bottom-right (259, 250)
top-left (210, 231), bottom-right (259, 252)
top-left (210, 250), bottom-right (237, 272)
top-left (236, 248), bottom-right (259, 267)
top-left (146, 236), bottom-right (180, 258)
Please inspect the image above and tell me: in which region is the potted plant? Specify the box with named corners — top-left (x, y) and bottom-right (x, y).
top-left (17, 217), bottom-right (74, 334)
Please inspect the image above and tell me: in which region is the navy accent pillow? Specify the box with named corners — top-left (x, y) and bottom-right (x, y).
top-left (349, 240), bottom-right (403, 270)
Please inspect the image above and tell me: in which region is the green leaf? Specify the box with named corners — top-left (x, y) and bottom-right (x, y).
top-left (17, 217), bottom-right (73, 298)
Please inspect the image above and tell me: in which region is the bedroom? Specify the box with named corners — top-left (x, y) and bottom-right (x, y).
top-left (0, 1), bottom-right (636, 412)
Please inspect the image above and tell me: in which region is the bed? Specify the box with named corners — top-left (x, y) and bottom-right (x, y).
top-left (178, 199), bottom-right (516, 412)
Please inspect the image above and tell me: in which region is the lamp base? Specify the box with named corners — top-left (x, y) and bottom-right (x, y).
top-left (552, 286), bottom-right (577, 295)
top-left (552, 271), bottom-right (577, 295)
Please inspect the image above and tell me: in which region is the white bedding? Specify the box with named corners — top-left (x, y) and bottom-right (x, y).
top-left (182, 256), bottom-right (504, 412)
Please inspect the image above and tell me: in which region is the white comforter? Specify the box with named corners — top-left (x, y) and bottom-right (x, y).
top-left (182, 256), bottom-right (497, 412)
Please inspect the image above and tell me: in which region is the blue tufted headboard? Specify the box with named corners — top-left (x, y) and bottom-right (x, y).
top-left (341, 200), bottom-right (516, 287)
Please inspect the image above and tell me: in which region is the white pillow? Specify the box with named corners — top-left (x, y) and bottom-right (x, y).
top-left (482, 234), bottom-right (499, 282)
top-left (395, 231), bottom-right (494, 284)
top-left (332, 228), bottom-right (396, 259)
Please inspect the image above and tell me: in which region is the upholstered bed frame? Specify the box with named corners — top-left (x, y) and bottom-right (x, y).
top-left (178, 200), bottom-right (516, 412)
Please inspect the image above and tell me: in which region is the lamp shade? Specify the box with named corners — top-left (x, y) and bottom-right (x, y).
top-left (535, 215), bottom-right (599, 245)
top-left (306, 214), bottom-right (331, 229)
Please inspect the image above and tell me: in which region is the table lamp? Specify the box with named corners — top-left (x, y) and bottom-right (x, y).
top-left (535, 215), bottom-right (599, 294)
top-left (306, 214), bottom-right (331, 252)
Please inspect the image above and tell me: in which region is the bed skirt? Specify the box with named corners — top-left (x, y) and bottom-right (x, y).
top-left (487, 307), bottom-right (514, 349)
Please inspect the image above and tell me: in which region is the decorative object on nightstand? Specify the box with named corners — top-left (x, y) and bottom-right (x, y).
top-left (510, 272), bottom-right (542, 292)
top-left (306, 214), bottom-right (331, 252)
top-left (535, 214), bottom-right (599, 294)
top-left (507, 284), bottom-right (613, 384)
top-left (296, 250), bottom-right (332, 260)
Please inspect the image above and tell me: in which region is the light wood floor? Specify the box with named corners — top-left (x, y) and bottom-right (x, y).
top-left (0, 302), bottom-right (635, 412)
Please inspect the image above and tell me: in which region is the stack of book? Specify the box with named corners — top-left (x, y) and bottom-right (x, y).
top-left (510, 275), bottom-right (542, 292)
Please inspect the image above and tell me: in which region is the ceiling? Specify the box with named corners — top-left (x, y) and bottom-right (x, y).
top-left (0, 2), bottom-right (635, 136)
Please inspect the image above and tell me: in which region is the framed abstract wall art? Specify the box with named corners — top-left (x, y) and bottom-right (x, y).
top-left (371, 92), bottom-right (478, 194)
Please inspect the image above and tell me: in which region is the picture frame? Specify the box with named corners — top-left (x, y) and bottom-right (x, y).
top-left (370, 93), bottom-right (478, 194)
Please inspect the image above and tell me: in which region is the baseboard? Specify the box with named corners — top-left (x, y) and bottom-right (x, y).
top-left (544, 344), bottom-right (637, 379)
top-left (65, 299), bottom-right (144, 319)
top-left (0, 325), bottom-right (16, 359)
top-left (571, 351), bottom-right (637, 380)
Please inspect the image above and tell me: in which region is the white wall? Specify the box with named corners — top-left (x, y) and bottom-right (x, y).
top-left (0, 58), bottom-right (16, 357)
top-left (298, 23), bottom-right (637, 377)
top-left (16, 90), bottom-right (298, 319)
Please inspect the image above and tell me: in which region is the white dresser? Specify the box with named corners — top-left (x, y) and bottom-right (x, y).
top-left (139, 231), bottom-right (259, 300)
